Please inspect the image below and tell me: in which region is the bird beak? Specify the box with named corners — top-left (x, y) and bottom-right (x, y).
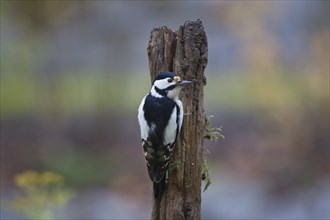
top-left (174, 76), bottom-right (191, 87)
top-left (177, 80), bottom-right (192, 86)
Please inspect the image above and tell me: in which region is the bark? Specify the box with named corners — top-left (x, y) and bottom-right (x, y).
top-left (147, 20), bottom-right (208, 220)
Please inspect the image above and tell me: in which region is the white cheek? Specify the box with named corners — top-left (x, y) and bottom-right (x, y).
top-left (154, 78), bottom-right (175, 90)
top-left (154, 80), bottom-right (167, 89)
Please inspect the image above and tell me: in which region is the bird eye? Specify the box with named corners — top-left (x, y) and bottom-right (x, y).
top-left (167, 78), bottom-right (173, 83)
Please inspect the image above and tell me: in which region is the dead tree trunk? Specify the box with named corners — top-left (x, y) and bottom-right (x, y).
top-left (147, 20), bottom-right (208, 220)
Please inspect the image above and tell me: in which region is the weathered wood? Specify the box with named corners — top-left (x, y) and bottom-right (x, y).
top-left (147, 26), bottom-right (176, 82)
top-left (147, 20), bottom-right (207, 220)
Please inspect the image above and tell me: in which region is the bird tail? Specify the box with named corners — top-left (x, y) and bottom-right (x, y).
top-left (147, 123), bottom-right (167, 199)
top-left (153, 177), bottom-right (166, 199)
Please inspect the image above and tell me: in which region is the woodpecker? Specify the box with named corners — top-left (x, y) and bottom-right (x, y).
top-left (138, 71), bottom-right (191, 198)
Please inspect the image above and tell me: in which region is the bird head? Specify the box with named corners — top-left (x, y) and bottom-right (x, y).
top-left (150, 72), bottom-right (191, 99)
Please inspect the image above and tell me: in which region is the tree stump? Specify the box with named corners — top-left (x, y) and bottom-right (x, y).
top-left (147, 20), bottom-right (208, 220)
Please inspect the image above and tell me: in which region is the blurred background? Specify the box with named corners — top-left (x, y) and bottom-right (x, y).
top-left (1, 1), bottom-right (329, 219)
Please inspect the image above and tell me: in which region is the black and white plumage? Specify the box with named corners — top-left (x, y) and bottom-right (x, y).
top-left (138, 71), bottom-right (191, 198)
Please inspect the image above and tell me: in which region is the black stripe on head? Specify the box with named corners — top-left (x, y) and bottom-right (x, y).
top-left (155, 86), bottom-right (167, 96)
top-left (153, 71), bottom-right (176, 83)
top-left (155, 84), bottom-right (177, 97)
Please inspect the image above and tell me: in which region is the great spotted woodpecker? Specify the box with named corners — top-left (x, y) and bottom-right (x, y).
top-left (138, 71), bottom-right (191, 198)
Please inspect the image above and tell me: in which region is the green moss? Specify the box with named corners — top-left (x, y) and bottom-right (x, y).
top-left (201, 154), bottom-right (212, 192)
top-left (202, 115), bottom-right (224, 192)
top-left (204, 115), bottom-right (225, 142)
top-left (168, 160), bottom-right (182, 174)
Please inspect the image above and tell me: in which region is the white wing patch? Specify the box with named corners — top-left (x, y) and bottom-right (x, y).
top-left (163, 100), bottom-right (183, 145)
top-left (163, 106), bottom-right (178, 145)
top-left (176, 100), bottom-right (184, 131)
top-left (138, 96), bottom-right (149, 140)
